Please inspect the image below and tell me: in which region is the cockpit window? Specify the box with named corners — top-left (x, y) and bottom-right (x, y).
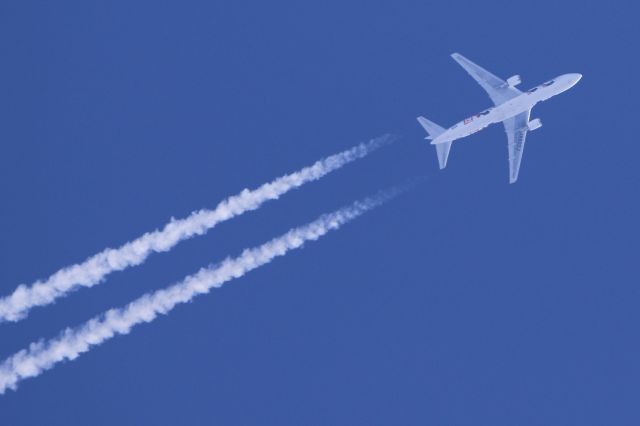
top-left (527, 87), bottom-right (538, 93)
top-left (479, 110), bottom-right (491, 116)
top-left (542, 80), bottom-right (554, 87)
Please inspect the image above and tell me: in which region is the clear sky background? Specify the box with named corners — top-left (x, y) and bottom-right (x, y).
top-left (0, 1), bottom-right (638, 425)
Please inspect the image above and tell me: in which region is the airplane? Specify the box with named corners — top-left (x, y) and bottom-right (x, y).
top-left (417, 53), bottom-right (582, 183)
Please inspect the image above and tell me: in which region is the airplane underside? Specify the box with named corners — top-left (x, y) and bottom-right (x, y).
top-left (417, 53), bottom-right (581, 183)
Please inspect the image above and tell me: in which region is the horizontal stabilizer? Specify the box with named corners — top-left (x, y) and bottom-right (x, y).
top-left (435, 141), bottom-right (452, 169)
top-left (416, 116), bottom-right (445, 140)
top-left (416, 116), bottom-right (451, 169)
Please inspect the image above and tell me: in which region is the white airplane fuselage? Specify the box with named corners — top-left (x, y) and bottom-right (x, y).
top-left (431, 73), bottom-right (582, 145)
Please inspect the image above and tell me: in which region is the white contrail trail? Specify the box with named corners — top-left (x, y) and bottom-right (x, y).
top-left (0, 187), bottom-right (402, 394)
top-left (0, 135), bottom-right (394, 323)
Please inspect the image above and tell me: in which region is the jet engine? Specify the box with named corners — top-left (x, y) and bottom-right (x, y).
top-left (506, 75), bottom-right (521, 87)
top-left (528, 118), bottom-right (542, 131)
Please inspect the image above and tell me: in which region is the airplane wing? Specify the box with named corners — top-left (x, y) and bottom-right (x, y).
top-left (451, 53), bottom-right (521, 105)
top-left (503, 110), bottom-right (531, 183)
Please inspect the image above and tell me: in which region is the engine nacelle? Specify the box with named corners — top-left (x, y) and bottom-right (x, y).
top-left (507, 75), bottom-right (521, 87)
top-left (528, 118), bottom-right (542, 131)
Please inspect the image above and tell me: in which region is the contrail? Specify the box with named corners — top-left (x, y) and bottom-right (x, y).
top-left (0, 135), bottom-right (394, 323)
top-left (0, 187), bottom-right (403, 394)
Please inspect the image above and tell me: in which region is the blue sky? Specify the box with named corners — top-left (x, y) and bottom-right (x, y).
top-left (0, 1), bottom-right (638, 424)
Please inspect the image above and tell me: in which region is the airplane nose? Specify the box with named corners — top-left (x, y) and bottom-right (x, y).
top-left (569, 73), bottom-right (582, 86)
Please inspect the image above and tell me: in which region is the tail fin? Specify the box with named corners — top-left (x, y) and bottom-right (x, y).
top-left (416, 116), bottom-right (452, 170)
